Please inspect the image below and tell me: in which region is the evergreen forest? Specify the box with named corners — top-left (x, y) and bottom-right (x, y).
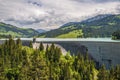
top-left (0, 38), bottom-right (120, 80)
top-left (112, 30), bottom-right (120, 40)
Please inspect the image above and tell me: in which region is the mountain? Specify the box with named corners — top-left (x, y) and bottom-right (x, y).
top-left (38, 14), bottom-right (120, 38)
top-left (36, 29), bottom-right (46, 33)
top-left (0, 22), bottom-right (39, 38)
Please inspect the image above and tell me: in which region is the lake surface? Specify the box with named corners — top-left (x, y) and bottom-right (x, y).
top-left (1, 38), bottom-right (120, 42)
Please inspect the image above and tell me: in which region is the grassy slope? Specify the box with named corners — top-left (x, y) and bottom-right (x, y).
top-left (56, 30), bottom-right (83, 38)
top-left (0, 22), bottom-right (39, 38)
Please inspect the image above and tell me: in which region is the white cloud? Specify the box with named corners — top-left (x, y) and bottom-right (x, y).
top-left (0, 0), bottom-right (120, 30)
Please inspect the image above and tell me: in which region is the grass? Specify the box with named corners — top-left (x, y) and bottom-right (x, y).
top-left (56, 29), bottom-right (83, 38)
top-left (61, 25), bottom-right (76, 30)
top-left (38, 35), bottom-right (46, 38)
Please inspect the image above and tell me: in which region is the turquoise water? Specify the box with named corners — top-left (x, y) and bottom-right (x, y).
top-left (0, 38), bottom-right (120, 42)
top-left (21, 38), bottom-right (120, 42)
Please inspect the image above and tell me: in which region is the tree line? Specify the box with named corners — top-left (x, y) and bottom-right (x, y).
top-left (0, 38), bottom-right (120, 80)
top-left (112, 30), bottom-right (120, 40)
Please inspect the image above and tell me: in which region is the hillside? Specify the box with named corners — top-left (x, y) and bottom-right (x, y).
top-left (38, 14), bottom-right (120, 38)
top-left (0, 22), bottom-right (39, 38)
top-left (36, 29), bottom-right (46, 33)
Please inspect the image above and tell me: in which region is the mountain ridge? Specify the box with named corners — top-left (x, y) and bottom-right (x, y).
top-left (38, 14), bottom-right (120, 38)
top-left (0, 22), bottom-right (39, 38)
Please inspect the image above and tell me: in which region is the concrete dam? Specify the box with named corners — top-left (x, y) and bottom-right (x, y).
top-left (0, 38), bottom-right (120, 69)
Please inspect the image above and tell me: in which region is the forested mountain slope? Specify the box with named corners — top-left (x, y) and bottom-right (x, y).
top-left (38, 14), bottom-right (120, 38)
top-left (0, 22), bottom-right (39, 38)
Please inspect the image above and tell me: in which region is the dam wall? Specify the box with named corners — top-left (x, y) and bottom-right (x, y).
top-left (76, 41), bottom-right (120, 68)
top-left (33, 40), bottom-right (120, 69)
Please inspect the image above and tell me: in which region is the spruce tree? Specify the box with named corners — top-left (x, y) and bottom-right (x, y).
top-left (39, 42), bottom-right (44, 51)
top-left (97, 65), bottom-right (109, 80)
top-left (31, 50), bottom-right (49, 80)
top-left (109, 67), bottom-right (115, 80)
top-left (29, 41), bottom-right (33, 48)
top-left (16, 38), bottom-right (22, 48)
top-left (114, 65), bottom-right (120, 80)
top-left (45, 44), bottom-right (49, 60)
top-left (53, 47), bottom-right (62, 62)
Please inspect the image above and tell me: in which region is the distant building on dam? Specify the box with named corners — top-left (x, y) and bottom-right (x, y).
top-left (0, 38), bottom-right (120, 69)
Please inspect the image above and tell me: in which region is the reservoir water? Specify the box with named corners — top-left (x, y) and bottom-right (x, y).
top-left (10, 38), bottom-right (120, 42)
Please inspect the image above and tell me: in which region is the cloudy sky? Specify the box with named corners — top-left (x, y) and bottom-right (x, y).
top-left (0, 0), bottom-right (120, 30)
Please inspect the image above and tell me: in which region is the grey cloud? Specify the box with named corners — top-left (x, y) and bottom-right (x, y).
top-left (0, 0), bottom-right (120, 30)
top-left (73, 0), bottom-right (120, 3)
top-left (27, 0), bottom-right (42, 7)
top-left (5, 16), bottom-right (49, 26)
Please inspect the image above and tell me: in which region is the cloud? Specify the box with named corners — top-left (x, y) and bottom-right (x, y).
top-left (0, 0), bottom-right (120, 30)
top-left (73, 0), bottom-right (120, 3)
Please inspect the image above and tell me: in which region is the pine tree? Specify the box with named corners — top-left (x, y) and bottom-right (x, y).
top-left (39, 42), bottom-right (44, 51)
top-left (31, 50), bottom-right (49, 80)
top-left (109, 67), bottom-right (115, 80)
top-left (53, 47), bottom-right (62, 62)
top-left (114, 65), bottom-right (120, 80)
top-left (29, 41), bottom-right (33, 48)
top-left (16, 38), bottom-right (22, 48)
top-left (45, 44), bottom-right (49, 60)
top-left (97, 65), bottom-right (109, 80)
top-left (51, 43), bottom-right (55, 50)
top-left (63, 64), bottom-right (72, 80)
top-left (48, 43), bottom-right (55, 62)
